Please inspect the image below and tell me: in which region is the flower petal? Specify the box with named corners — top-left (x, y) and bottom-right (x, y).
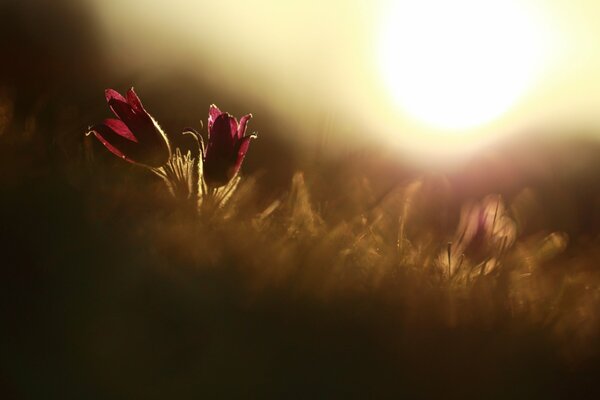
top-left (232, 135), bottom-right (254, 176)
top-left (207, 113), bottom-right (236, 155)
top-left (107, 96), bottom-right (159, 147)
top-left (95, 88), bottom-right (170, 168)
top-left (106, 88), bottom-right (152, 131)
top-left (203, 113), bottom-right (238, 186)
top-left (107, 97), bottom-right (136, 125)
top-left (228, 114), bottom-right (239, 139)
top-left (91, 123), bottom-right (140, 164)
top-left (208, 104), bottom-right (222, 133)
top-left (237, 113), bottom-right (252, 139)
top-left (126, 87), bottom-right (145, 113)
top-left (105, 88), bottom-right (127, 104)
top-left (103, 118), bottom-right (138, 143)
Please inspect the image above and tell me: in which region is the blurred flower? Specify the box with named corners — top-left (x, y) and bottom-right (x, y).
top-left (454, 195), bottom-right (517, 255)
top-left (438, 195), bottom-right (518, 280)
top-left (203, 104), bottom-right (256, 187)
top-left (89, 88), bottom-right (171, 168)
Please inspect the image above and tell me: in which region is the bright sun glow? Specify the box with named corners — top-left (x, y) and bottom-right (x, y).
top-left (378, 0), bottom-right (547, 131)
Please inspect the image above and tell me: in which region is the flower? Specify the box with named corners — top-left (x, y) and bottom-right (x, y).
top-left (89, 88), bottom-right (171, 168)
top-left (203, 104), bottom-right (255, 187)
top-left (453, 195), bottom-right (517, 257)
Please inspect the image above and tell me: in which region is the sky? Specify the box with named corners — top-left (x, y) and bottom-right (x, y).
top-left (89, 0), bottom-right (600, 160)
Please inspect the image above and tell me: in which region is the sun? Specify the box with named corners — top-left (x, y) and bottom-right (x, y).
top-left (378, 0), bottom-right (546, 131)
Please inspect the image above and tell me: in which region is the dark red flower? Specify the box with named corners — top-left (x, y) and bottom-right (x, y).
top-left (90, 88), bottom-right (171, 168)
top-left (203, 104), bottom-right (255, 187)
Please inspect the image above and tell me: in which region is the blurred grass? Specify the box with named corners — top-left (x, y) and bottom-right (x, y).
top-left (1, 89), bottom-right (600, 398)
top-left (1, 2), bottom-right (600, 394)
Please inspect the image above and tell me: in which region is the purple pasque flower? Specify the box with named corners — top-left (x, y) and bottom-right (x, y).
top-left (90, 88), bottom-right (171, 168)
top-left (454, 195), bottom-right (517, 255)
top-left (203, 104), bottom-right (255, 187)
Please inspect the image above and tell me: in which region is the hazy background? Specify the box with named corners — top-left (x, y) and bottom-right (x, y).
top-left (2, 0), bottom-right (600, 226)
top-left (89, 0), bottom-right (600, 156)
top-left (3, 0), bottom-right (600, 157)
top-left (2, 1), bottom-right (600, 397)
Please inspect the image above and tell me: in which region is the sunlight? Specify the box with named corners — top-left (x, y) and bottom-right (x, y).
top-left (378, 0), bottom-right (548, 131)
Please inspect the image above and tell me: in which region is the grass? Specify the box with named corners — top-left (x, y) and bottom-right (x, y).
top-left (1, 99), bottom-right (600, 399)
